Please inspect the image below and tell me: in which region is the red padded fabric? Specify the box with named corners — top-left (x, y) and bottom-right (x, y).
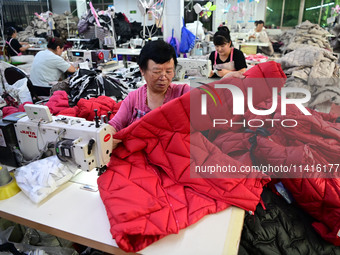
top-left (45, 90), bottom-right (70, 115)
top-left (98, 61), bottom-right (286, 252)
top-left (57, 96), bottom-right (121, 121)
top-left (214, 95), bottom-right (340, 246)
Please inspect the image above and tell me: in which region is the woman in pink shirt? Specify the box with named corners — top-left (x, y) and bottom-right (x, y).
top-left (109, 40), bottom-right (190, 147)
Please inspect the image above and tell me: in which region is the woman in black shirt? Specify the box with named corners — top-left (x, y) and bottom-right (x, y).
top-left (209, 26), bottom-right (247, 78)
top-left (6, 27), bottom-right (30, 57)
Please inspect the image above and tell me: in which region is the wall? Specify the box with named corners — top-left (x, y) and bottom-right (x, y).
top-left (50, 0), bottom-right (70, 14)
top-left (213, 0), bottom-right (266, 32)
top-left (163, 0), bottom-right (183, 43)
top-left (76, 0), bottom-right (87, 19)
top-left (113, 0), bottom-right (156, 26)
top-left (113, 0), bottom-right (183, 41)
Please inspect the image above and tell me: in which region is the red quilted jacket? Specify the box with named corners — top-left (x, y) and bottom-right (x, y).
top-left (213, 93), bottom-right (340, 246)
top-left (97, 61), bottom-right (286, 252)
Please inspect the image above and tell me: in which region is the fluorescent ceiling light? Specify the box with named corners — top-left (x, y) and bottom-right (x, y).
top-left (266, 6), bottom-right (273, 12)
top-left (305, 2), bottom-right (334, 11)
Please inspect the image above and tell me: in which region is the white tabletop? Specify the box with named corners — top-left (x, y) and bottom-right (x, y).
top-left (114, 48), bottom-right (141, 56)
top-left (0, 170), bottom-right (245, 255)
top-left (239, 42), bottom-right (270, 47)
top-left (27, 47), bottom-right (46, 51)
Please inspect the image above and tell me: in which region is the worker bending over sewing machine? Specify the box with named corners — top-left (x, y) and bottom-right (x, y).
top-left (209, 26), bottom-right (247, 78)
top-left (5, 27), bottom-right (30, 57)
top-left (109, 40), bottom-right (190, 148)
top-left (30, 37), bottom-right (76, 96)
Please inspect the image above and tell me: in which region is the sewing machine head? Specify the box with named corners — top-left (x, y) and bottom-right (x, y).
top-left (15, 105), bottom-right (114, 172)
top-left (175, 58), bottom-right (212, 80)
top-left (67, 49), bottom-right (112, 68)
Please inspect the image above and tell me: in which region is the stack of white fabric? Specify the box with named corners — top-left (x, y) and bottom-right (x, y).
top-left (15, 156), bottom-right (79, 204)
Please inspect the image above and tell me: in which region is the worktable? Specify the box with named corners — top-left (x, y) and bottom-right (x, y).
top-left (0, 170), bottom-right (245, 255)
top-left (113, 48), bottom-right (141, 68)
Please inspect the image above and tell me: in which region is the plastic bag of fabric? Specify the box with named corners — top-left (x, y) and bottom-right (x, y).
top-left (179, 18), bottom-right (196, 53)
top-left (15, 156), bottom-right (78, 204)
top-left (167, 28), bottom-right (180, 57)
top-left (4, 78), bottom-right (33, 104)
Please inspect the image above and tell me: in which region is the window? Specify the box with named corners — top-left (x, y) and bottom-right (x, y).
top-left (303, 0), bottom-right (322, 24)
top-left (266, 0), bottom-right (340, 28)
top-left (265, 0), bottom-right (283, 28)
top-left (92, 0), bottom-right (114, 11)
top-left (320, 0), bottom-right (338, 27)
top-left (282, 0), bottom-right (300, 26)
top-left (3, 0), bottom-right (49, 30)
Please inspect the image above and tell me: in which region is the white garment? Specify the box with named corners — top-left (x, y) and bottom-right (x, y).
top-left (30, 49), bottom-right (70, 87)
top-left (248, 28), bottom-right (270, 43)
top-left (248, 28), bottom-right (274, 55)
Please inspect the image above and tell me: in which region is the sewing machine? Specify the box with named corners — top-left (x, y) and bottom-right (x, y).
top-left (175, 58), bottom-right (212, 80)
top-left (14, 105), bottom-right (114, 172)
top-left (67, 49), bottom-right (112, 68)
top-left (28, 37), bottom-right (47, 48)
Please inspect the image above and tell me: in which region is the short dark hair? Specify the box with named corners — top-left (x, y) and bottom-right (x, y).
top-left (137, 40), bottom-right (177, 71)
top-left (47, 37), bottom-right (64, 50)
top-left (6, 27), bottom-right (16, 37)
top-left (213, 26), bottom-right (233, 47)
top-left (255, 20), bottom-right (264, 26)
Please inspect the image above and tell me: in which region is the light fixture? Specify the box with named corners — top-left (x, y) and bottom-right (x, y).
top-left (305, 2), bottom-right (334, 11)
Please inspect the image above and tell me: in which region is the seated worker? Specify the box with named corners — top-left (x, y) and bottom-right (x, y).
top-left (109, 40), bottom-right (190, 147)
top-left (248, 20), bottom-right (274, 56)
top-left (30, 37), bottom-right (76, 96)
top-left (209, 26), bottom-right (247, 78)
top-left (6, 27), bottom-right (30, 57)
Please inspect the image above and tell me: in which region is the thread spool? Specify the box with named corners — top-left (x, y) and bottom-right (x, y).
top-left (0, 165), bottom-right (20, 200)
top-left (0, 165), bottom-right (12, 186)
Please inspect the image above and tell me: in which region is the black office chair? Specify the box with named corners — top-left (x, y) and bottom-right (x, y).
top-left (4, 66), bottom-right (41, 103)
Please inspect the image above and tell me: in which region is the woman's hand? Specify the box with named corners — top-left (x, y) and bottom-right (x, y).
top-left (112, 127), bottom-right (122, 150)
top-left (222, 71), bottom-right (245, 79)
top-left (112, 138), bottom-right (122, 150)
top-left (216, 69), bottom-right (231, 77)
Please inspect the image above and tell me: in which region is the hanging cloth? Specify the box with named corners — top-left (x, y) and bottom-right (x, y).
top-left (167, 28), bottom-right (180, 57)
top-left (179, 18), bottom-right (196, 53)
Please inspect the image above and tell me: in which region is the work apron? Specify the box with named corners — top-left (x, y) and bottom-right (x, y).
top-left (214, 47), bottom-right (235, 71)
top-left (6, 38), bottom-right (22, 56)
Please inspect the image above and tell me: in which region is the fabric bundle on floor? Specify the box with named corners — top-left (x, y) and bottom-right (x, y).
top-left (239, 188), bottom-right (340, 255)
top-left (277, 45), bottom-right (340, 112)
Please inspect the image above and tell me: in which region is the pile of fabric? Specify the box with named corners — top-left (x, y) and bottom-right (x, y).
top-left (277, 45), bottom-right (340, 112)
top-left (278, 20), bottom-right (332, 53)
top-left (78, 10), bottom-right (143, 46)
top-left (17, 11), bottom-right (78, 41)
top-left (53, 12), bottom-right (79, 39)
top-left (97, 61), bottom-right (340, 252)
top-left (239, 188), bottom-right (340, 255)
top-left (105, 64), bottom-right (142, 90)
top-left (68, 69), bottom-right (129, 105)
